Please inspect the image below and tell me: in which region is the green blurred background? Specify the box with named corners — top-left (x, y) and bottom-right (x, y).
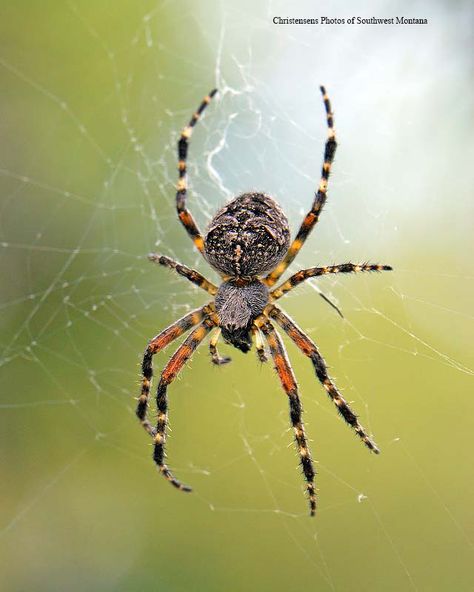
top-left (1, 1), bottom-right (473, 591)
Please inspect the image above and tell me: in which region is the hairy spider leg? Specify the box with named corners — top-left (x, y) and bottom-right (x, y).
top-left (154, 317), bottom-right (216, 491)
top-left (265, 86), bottom-right (337, 287)
top-left (176, 89), bottom-right (218, 256)
top-left (209, 328), bottom-right (232, 365)
top-left (137, 305), bottom-right (212, 437)
top-left (259, 319), bottom-right (317, 516)
top-left (269, 305), bottom-right (380, 453)
top-left (271, 263), bottom-right (393, 301)
top-left (148, 254), bottom-right (218, 295)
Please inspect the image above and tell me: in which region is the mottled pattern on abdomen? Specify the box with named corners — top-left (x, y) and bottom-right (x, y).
top-left (204, 192), bottom-right (291, 277)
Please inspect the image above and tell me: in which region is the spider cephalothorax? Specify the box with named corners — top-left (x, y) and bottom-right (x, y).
top-left (214, 278), bottom-right (269, 352)
top-left (136, 87), bottom-right (392, 516)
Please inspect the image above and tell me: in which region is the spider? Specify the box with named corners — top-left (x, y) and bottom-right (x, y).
top-left (136, 87), bottom-right (392, 516)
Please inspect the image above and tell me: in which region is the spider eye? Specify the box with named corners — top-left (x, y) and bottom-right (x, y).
top-left (220, 326), bottom-right (252, 353)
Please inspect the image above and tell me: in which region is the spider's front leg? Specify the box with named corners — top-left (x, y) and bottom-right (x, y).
top-left (258, 318), bottom-right (317, 516)
top-left (269, 305), bottom-right (380, 453)
top-left (153, 316), bottom-right (216, 491)
top-left (137, 305), bottom-right (212, 437)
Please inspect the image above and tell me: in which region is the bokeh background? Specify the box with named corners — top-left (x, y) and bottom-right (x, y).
top-left (1, 1), bottom-right (473, 591)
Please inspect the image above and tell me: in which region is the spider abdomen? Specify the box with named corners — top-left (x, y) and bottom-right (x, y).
top-left (204, 192), bottom-right (290, 277)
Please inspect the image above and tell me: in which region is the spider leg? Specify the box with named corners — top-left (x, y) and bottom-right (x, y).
top-left (258, 319), bottom-right (317, 516)
top-left (271, 262), bottom-right (392, 301)
top-left (137, 304), bottom-right (212, 437)
top-left (265, 86), bottom-right (337, 287)
top-left (176, 89), bottom-right (218, 256)
top-left (154, 317), bottom-right (216, 491)
top-left (251, 326), bottom-right (268, 363)
top-left (209, 328), bottom-right (232, 365)
top-left (148, 253), bottom-right (218, 295)
top-left (268, 305), bottom-right (380, 453)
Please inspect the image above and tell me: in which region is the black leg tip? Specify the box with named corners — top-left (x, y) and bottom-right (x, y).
top-left (148, 253), bottom-right (163, 263)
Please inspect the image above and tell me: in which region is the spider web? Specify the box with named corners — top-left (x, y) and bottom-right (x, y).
top-left (1, 1), bottom-right (473, 591)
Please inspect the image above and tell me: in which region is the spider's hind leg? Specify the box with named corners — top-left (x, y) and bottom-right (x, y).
top-left (265, 86), bottom-right (337, 287)
top-left (176, 89), bottom-right (218, 256)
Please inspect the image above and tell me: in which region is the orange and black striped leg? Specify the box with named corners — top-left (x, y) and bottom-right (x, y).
top-left (209, 329), bottom-right (231, 365)
top-left (136, 304), bottom-right (212, 437)
top-left (271, 262), bottom-right (393, 301)
top-left (252, 326), bottom-right (268, 363)
top-left (259, 320), bottom-right (317, 516)
top-left (148, 253), bottom-right (218, 295)
top-left (176, 89), bottom-right (218, 256)
top-left (154, 317), bottom-right (215, 491)
top-left (265, 86), bottom-right (337, 287)
top-left (269, 305), bottom-right (379, 453)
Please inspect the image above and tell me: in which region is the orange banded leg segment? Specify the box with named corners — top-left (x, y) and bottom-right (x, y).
top-left (209, 328), bottom-right (231, 365)
top-left (148, 253), bottom-right (218, 295)
top-left (265, 86), bottom-right (337, 287)
top-left (176, 89), bottom-right (218, 256)
top-left (260, 320), bottom-right (317, 516)
top-left (271, 262), bottom-right (393, 301)
top-left (154, 318), bottom-right (215, 491)
top-left (136, 305), bottom-right (211, 437)
top-left (269, 305), bottom-right (379, 453)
